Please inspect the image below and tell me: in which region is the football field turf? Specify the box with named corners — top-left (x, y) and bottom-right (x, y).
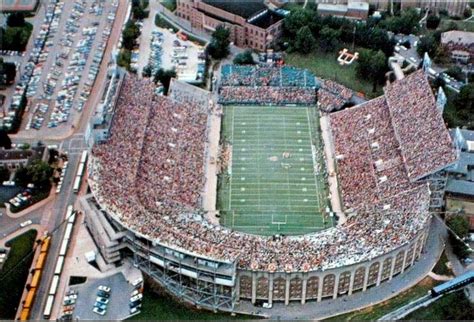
top-left (218, 105), bottom-right (331, 236)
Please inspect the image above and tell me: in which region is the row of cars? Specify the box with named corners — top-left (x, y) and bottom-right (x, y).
top-left (142, 30), bottom-right (164, 74)
top-left (0, 0), bottom-right (64, 131)
top-left (62, 289), bottom-right (78, 318)
top-left (0, 50), bottom-right (25, 57)
top-left (93, 285), bottom-right (111, 315)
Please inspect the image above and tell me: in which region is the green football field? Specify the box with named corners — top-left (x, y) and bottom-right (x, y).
top-left (217, 105), bottom-right (331, 236)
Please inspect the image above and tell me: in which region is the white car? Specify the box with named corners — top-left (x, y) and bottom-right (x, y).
top-left (93, 307), bottom-right (106, 316)
top-left (130, 307), bottom-right (140, 314)
top-left (20, 220), bottom-right (32, 227)
top-left (98, 285), bottom-right (111, 293)
top-left (130, 289), bottom-right (141, 297)
top-left (130, 293), bottom-right (143, 302)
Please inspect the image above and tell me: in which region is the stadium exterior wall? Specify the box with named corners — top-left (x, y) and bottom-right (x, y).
top-left (80, 193), bottom-right (431, 311)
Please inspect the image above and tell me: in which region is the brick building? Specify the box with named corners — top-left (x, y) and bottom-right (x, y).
top-left (175, 0), bottom-right (285, 51)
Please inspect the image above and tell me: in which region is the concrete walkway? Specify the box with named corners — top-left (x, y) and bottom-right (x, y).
top-left (235, 218), bottom-right (446, 319)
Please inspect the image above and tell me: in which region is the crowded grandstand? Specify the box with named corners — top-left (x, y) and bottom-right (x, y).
top-left (87, 67), bottom-right (456, 277)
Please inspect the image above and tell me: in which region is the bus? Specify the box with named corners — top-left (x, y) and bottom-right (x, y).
top-left (43, 295), bottom-right (54, 319)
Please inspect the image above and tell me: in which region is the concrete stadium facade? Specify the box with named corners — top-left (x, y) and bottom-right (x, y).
top-left (80, 192), bottom-right (430, 312)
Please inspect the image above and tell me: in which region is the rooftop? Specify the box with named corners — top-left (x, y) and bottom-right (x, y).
top-left (0, 0), bottom-right (38, 12)
top-left (202, 0), bottom-right (267, 19)
top-left (248, 9), bottom-right (284, 29)
top-left (441, 30), bottom-right (474, 44)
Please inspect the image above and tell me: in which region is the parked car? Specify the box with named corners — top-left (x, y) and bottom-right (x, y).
top-left (93, 307), bottom-right (106, 316)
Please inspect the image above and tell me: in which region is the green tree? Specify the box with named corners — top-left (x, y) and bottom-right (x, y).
top-left (154, 68), bottom-right (177, 95)
top-left (1, 26), bottom-right (31, 51)
top-left (454, 83), bottom-right (474, 116)
top-left (117, 49), bottom-right (132, 69)
top-left (426, 15), bottom-right (441, 29)
top-left (317, 26), bottom-right (340, 53)
top-left (121, 21), bottom-right (140, 50)
top-left (0, 130), bottom-right (12, 149)
top-left (15, 160), bottom-right (53, 189)
top-left (445, 66), bottom-right (464, 81)
top-left (0, 167), bottom-right (10, 182)
top-left (208, 25), bottom-right (230, 60)
top-left (463, 7), bottom-right (472, 18)
top-left (381, 8), bottom-right (420, 34)
top-left (233, 50), bottom-right (255, 65)
top-left (447, 215), bottom-right (470, 258)
top-left (292, 26), bottom-right (316, 54)
top-left (142, 64), bottom-right (153, 78)
top-left (356, 49), bottom-right (387, 93)
top-left (0, 58), bottom-right (17, 86)
top-left (7, 13), bottom-right (25, 28)
top-left (417, 33), bottom-right (439, 57)
top-left (283, 8), bottom-right (313, 38)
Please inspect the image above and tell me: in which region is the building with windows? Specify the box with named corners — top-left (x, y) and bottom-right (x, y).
top-left (0, 0), bottom-right (38, 12)
top-left (175, 0), bottom-right (285, 51)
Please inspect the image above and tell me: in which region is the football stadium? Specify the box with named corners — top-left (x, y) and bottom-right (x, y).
top-left (82, 64), bottom-right (457, 313)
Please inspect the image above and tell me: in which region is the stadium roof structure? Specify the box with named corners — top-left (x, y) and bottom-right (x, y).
top-left (384, 70), bottom-right (458, 181)
top-left (446, 179), bottom-right (474, 197)
top-left (202, 0), bottom-right (267, 19)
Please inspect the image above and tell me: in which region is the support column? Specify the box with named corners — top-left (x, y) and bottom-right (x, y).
top-left (268, 274), bottom-right (273, 306)
top-left (362, 265), bottom-right (370, 291)
top-left (235, 275), bottom-right (240, 300)
top-left (317, 275), bottom-right (323, 302)
top-left (285, 276), bottom-right (290, 305)
top-left (348, 270), bottom-right (355, 296)
top-left (332, 274), bottom-right (340, 299)
top-left (401, 249), bottom-right (408, 273)
top-left (301, 275), bottom-right (308, 304)
top-left (376, 261), bottom-right (384, 286)
top-left (411, 239), bottom-right (418, 266)
top-left (389, 256), bottom-right (396, 280)
top-left (251, 273), bottom-right (257, 304)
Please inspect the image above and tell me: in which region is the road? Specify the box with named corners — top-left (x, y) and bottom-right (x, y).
top-left (0, 0), bottom-right (129, 319)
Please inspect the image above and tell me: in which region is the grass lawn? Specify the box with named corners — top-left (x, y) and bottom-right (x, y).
top-left (285, 51), bottom-right (383, 99)
top-left (324, 277), bottom-right (438, 321)
top-left (432, 251), bottom-right (453, 276)
top-left (129, 289), bottom-right (252, 320)
top-left (218, 106), bottom-right (331, 236)
top-left (0, 230), bottom-right (37, 319)
top-left (406, 290), bottom-right (474, 320)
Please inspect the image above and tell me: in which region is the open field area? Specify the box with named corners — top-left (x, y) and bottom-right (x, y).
top-left (285, 51), bottom-right (383, 98)
top-left (218, 106), bottom-right (330, 236)
top-left (0, 230), bottom-right (37, 319)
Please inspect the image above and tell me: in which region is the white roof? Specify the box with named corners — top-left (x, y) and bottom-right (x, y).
top-left (441, 31), bottom-right (474, 45)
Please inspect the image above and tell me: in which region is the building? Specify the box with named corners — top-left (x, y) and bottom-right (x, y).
top-left (80, 67), bottom-right (456, 312)
top-left (317, 1), bottom-right (369, 20)
top-left (175, 0), bottom-right (285, 51)
top-left (445, 128), bottom-right (474, 229)
top-left (0, 146), bottom-right (46, 171)
top-left (441, 31), bottom-right (474, 64)
top-left (400, 0), bottom-right (469, 17)
top-left (0, 0), bottom-right (38, 12)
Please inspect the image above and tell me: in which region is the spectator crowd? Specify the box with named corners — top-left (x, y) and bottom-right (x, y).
top-left (318, 80), bottom-right (353, 112)
top-left (88, 70), bottom-right (454, 273)
top-left (219, 65), bottom-right (318, 106)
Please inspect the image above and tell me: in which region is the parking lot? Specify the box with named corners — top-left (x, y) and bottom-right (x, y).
top-left (1, 0), bottom-right (118, 138)
top-left (64, 272), bottom-right (141, 320)
top-left (135, 5), bottom-right (205, 83)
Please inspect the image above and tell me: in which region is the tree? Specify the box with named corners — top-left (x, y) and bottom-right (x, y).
top-left (1, 26), bottom-right (31, 51)
top-left (154, 68), bottom-right (176, 95)
top-left (381, 8), bottom-right (420, 34)
top-left (463, 7), bottom-right (472, 19)
top-left (446, 215), bottom-right (470, 258)
top-left (317, 26), bottom-right (340, 53)
top-left (356, 49), bottom-right (387, 92)
top-left (233, 50), bottom-right (255, 65)
top-left (7, 13), bottom-right (25, 28)
top-left (0, 167), bottom-right (10, 182)
top-left (445, 66), bottom-right (464, 81)
top-left (208, 25), bottom-right (230, 60)
top-left (417, 33), bottom-right (439, 57)
top-left (0, 130), bottom-right (12, 149)
top-left (121, 21), bottom-right (140, 50)
top-left (15, 160), bottom-right (53, 189)
top-left (142, 64), bottom-right (153, 78)
top-left (291, 26), bottom-right (315, 54)
top-left (283, 8), bottom-right (313, 38)
top-left (0, 58), bottom-right (17, 86)
top-left (454, 83), bottom-right (474, 115)
top-left (117, 49), bottom-right (132, 69)
top-left (426, 15), bottom-right (441, 29)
